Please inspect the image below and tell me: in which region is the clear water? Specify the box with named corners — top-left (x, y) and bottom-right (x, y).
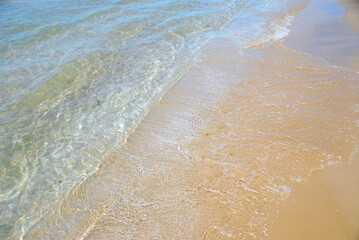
top-left (2, 0), bottom-right (358, 238)
top-left (0, 0), bottom-right (252, 238)
top-left (18, 0), bottom-right (359, 236)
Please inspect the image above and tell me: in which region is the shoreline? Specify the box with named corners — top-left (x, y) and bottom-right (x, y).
top-left (270, 0), bottom-right (359, 239)
top-left (284, 0), bottom-right (359, 71)
top-left (338, 0), bottom-right (359, 69)
top-left (22, 0), bottom-right (359, 238)
top-left (338, 0), bottom-right (359, 38)
top-left (270, 152), bottom-right (359, 240)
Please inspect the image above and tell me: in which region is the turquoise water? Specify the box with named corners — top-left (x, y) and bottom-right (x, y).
top-left (1, 0), bottom-right (252, 238)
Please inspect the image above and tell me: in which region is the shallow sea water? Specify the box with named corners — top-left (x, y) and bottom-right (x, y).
top-left (1, 0), bottom-right (246, 237)
top-left (1, 0), bottom-right (359, 239)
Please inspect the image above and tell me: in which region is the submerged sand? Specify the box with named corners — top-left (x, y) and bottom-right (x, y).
top-left (24, 0), bottom-right (359, 239)
top-left (270, 0), bottom-right (359, 239)
top-left (270, 153), bottom-right (359, 240)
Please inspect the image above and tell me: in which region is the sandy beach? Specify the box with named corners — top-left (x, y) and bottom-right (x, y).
top-left (270, 152), bottom-right (359, 239)
top-left (17, 0), bottom-right (359, 239)
top-left (270, 0), bottom-right (359, 239)
top-left (285, 0), bottom-right (359, 71)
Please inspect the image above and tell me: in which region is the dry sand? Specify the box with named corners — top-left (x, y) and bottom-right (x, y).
top-left (23, 0), bottom-right (359, 239)
top-left (270, 0), bottom-right (359, 239)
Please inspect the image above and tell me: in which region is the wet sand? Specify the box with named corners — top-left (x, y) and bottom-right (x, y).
top-left (23, 0), bottom-right (359, 239)
top-left (338, 0), bottom-right (359, 36)
top-left (284, 0), bottom-right (359, 71)
top-left (270, 0), bottom-right (359, 239)
top-left (338, 0), bottom-right (359, 70)
top-left (187, 42), bottom-right (359, 239)
top-left (270, 152), bottom-right (359, 240)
